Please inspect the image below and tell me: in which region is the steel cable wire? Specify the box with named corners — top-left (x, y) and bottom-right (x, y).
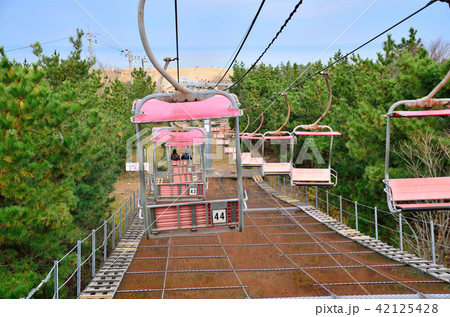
top-left (239, 0), bottom-right (439, 111)
top-left (226, 0), bottom-right (304, 91)
top-left (213, 0), bottom-right (267, 88)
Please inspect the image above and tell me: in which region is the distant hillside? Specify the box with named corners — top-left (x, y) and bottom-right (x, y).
top-left (100, 67), bottom-right (233, 88)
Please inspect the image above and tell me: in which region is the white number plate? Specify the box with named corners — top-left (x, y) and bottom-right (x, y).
top-left (189, 187), bottom-right (197, 196)
top-left (212, 209), bottom-right (227, 224)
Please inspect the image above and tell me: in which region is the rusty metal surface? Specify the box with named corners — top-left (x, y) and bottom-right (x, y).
top-left (114, 178), bottom-right (450, 299)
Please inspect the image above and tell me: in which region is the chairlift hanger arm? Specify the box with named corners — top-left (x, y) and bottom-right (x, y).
top-left (251, 105), bottom-right (264, 136)
top-left (138, 0), bottom-right (189, 94)
top-left (157, 57), bottom-right (176, 94)
top-left (240, 112), bottom-right (251, 135)
top-left (138, 0), bottom-right (216, 102)
top-left (386, 69), bottom-right (450, 114)
top-left (263, 93), bottom-right (292, 137)
top-left (295, 72), bottom-right (333, 131)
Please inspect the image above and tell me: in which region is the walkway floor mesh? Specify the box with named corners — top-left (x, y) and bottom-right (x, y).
top-left (115, 178), bottom-right (450, 299)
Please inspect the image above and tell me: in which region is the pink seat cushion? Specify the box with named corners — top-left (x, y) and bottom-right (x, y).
top-left (263, 163), bottom-right (291, 174)
top-left (388, 177), bottom-right (450, 201)
top-left (392, 109), bottom-right (450, 117)
top-left (241, 153), bottom-right (263, 166)
top-left (291, 168), bottom-right (331, 182)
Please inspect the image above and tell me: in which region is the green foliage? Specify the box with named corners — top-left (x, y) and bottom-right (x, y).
top-left (231, 28), bottom-right (449, 245)
top-left (0, 30), bottom-right (156, 298)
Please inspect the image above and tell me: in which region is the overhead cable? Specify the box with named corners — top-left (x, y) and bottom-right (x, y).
top-left (286, 0), bottom-right (439, 91)
top-left (242, 0), bottom-right (439, 111)
top-left (174, 0), bottom-right (180, 82)
top-left (226, 0), bottom-right (304, 91)
top-left (213, 0), bottom-right (267, 88)
top-left (5, 37), bottom-right (71, 52)
top-left (72, 0), bottom-right (126, 51)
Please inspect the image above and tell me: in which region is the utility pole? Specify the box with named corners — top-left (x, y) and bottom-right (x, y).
top-left (141, 56), bottom-right (149, 69)
top-left (126, 50), bottom-right (133, 84)
top-left (87, 26), bottom-right (94, 62)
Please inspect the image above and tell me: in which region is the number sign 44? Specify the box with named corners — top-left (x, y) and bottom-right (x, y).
top-left (213, 209), bottom-right (227, 224)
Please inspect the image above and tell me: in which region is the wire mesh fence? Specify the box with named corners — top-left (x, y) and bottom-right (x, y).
top-left (24, 188), bottom-right (139, 299)
top-left (265, 175), bottom-right (449, 267)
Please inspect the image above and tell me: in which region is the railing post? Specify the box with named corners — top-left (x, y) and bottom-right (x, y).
top-left (119, 206), bottom-right (122, 239)
top-left (399, 213), bottom-right (403, 251)
top-left (125, 200), bottom-right (128, 231)
top-left (133, 191), bottom-right (136, 218)
top-left (305, 186), bottom-right (308, 205)
top-left (355, 201), bottom-right (358, 231)
top-left (339, 195), bottom-right (343, 223)
top-left (315, 186), bottom-right (318, 209)
top-left (283, 176), bottom-right (286, 195)
top-left (136, 188), bottom-right (139, 220)
top-left (277, 175), bottom-right (280, 191)
top-left (53, 260), bottom-right (59, 299)
top-left (374, 207), bottom-right (378, 240)
top-left (92, 229), bottom-right (96, 277)
top-left (297, 186), bottom-right (300, 201)
top-left (112, 214), bottom-right (115, 250)
top-left (326, 190), bottom-right (329, 216)
top-left (128, 196), bottom-right (132, 225)
top-left (77, 240), bottom-right (81, 297)
top-left (104, 220), bottom-right (107, 261)
top-left (430, 220), bottom-right (436, 264)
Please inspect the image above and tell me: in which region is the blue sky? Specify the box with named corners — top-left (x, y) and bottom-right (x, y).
top-left (1, 0), bottom-right (449, 69)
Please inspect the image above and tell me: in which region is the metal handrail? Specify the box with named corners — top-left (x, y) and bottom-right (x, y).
top-left (24, 188), bottom-right (140, 299)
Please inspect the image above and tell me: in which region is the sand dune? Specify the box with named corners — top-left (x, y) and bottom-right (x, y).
top-left (100, 67), bottom-right (233, 88)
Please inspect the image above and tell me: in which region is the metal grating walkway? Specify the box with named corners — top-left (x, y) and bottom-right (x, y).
top-left (79, 217), bottom-right (144, 299)
top-left (253, 177), bottom-right (450, 284)
top-left (108, 178), bottom-right (450, 299)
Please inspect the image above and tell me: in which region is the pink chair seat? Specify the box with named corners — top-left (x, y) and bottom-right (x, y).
top-left (387, 177), bottom-right (450, 211)
top-left (241, 153), bottom-right (264, 166)
top-left (262, 163), bottom-right (291, 175)
top-left (291, 168), bottom-right (335, 186)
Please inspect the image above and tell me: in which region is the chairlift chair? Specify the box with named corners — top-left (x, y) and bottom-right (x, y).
top-left (240, 133), bottom-right (265, 167)
top-left (383, 70), bottom-right (450, 213)
top-left (240, 105), bottom-right (265, 167)
top-left (151, 127), bottom-right (207, 202)
top-left (290, 126), bottom-right (340, 187)
top-left (288, 72), bottom-right (341, 187)
top-left (261, 94), bottom-right (294, 176)
top-left (134, 0), bottom-right (247, 238)
top-left (133, 92), bottom-right (248, 237)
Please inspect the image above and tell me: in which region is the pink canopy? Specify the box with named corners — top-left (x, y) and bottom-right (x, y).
top-left (134, 95), bottom-right (241, 123)
top-left (263, 135), bottom-right (295, 139)
top-left (166, 141), bottom-right (204, 146)
top-left (152, 127), bottom-right (206, 142)
top-left (392, 109), bottom-right (450, 117)
top-left (152, 128), bottom-right (206, 146)
top-left (294, 131), bottom-right (341, 136)
top-left (241, 135), bottom-right (263, 140)
top-left (211, 121), bottom-right (228, 125)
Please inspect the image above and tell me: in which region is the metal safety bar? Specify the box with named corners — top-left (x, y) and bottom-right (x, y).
top-left (147, 191), bottom-right (248, 235)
